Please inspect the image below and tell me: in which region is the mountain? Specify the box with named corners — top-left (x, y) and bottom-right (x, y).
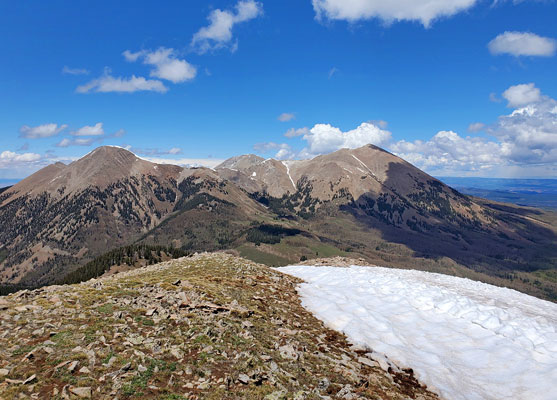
top-left (1, 145), bottom-right (556, 300)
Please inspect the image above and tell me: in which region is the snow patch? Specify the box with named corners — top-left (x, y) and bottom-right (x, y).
top-left (251, 171), bottom-right (257, 177)
top-left (282, 161), bottom-right (296, 190)
top-left (351, 154), bottom-right (377, 178)
top-left (276, 265), bottom-right (557, 400)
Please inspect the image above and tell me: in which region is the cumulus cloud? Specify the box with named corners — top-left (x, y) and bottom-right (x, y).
top-left (502, 83), bottom-right (541, 108)
top-left (123, 48), bottom-right (197, 83)
top-left (391, 131), bottom-right (504, 171)
top-left (76, 70), bottom-right (167, 94)
top-left (300, 122), bottom-right (392, 158)
top-left (312, 0), bottom-right (479, 27)
top-left (264, 84), bottom-right (557, 176)
top-left (284, 127), bottom-right (310, 138)
top-left (19, 123), bottom-right (68, 139)
top-left (278, 113), bottom-right (296, 122)
top-left (488, 93), bottom-right (557, 165)
top-left (71, 122), bottom-right (104, 136)
top-left (488, 31), bottom-right (557, 57)
top-left (62, 66), bottom-right (90, 75)
top-left (390, 83), bottom-right (557, 174)
top-left (0, 151), bottom-right (42, 168)
top-left (192, 0), bottom-right (263, 53)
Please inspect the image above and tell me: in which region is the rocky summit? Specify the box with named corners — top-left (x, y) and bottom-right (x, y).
top-left (0, 253), bottom-right (438, 399)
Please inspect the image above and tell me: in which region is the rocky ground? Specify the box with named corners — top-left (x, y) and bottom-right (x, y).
top-left (0, 253), bottom-right (439, 399)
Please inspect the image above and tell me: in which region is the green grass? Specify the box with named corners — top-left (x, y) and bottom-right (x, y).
top-left (96, 303), bottom-right (114, 314)
top-left (236, 245), bottom-right (291, 266)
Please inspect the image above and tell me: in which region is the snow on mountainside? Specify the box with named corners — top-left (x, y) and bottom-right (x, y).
top-left (277, 265), bottom-right (557, 400)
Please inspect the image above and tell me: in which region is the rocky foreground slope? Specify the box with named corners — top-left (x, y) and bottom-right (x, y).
top-left (0, 253), bottom-right (437, 400)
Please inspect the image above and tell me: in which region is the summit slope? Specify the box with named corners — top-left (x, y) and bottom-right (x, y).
top-left (0, 253), bottom-right (438, 399)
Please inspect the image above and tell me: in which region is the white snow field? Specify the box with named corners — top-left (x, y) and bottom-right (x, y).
top-left (276, 265), bottom-right (557, 400)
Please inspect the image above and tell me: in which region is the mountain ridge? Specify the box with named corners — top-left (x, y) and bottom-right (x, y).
top-left (1, 145), bottom-right (556, 301)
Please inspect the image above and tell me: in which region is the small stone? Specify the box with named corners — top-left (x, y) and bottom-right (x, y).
top-left (68, 360), bottom-right (79, 373)
top-left (318, 377), bottom-right (330, 391)
top-left (264, 390), bottom-right (287, 400)
top-left (145, 308), bottom-right (156, 317)
top-left (23, 374), bottom-right (37, 385)
top-left (358, 356), bottom-right (378, 368)
top-left (43, 346), bottom-right (54, 354)
top-left (278, 344), bottom-right (298, 360)
top-left (5, 378), bottom-right (24, 385)
top-left (237, 373), bottom-right (250, 384)
top-left (69, 386), bottom-right (92, 398)
top-left (55, 360), bottom-right (70, 369)
top-left (0, 368), bottom-right (10, 376)
top-left (79, 367), bottom-right (91, 374)
top-left (120, 362), bottom-right (132, 372)
top-left (170, 347), bottom-right (184, 359)
top-left (21, 349), bottom-right (35, 361)
top-left (103, 356), bottom-right (116, 367)
top-left (138, 364), bottom-right (148, 373)
top-left (172, 279), bottom-right (181, 285)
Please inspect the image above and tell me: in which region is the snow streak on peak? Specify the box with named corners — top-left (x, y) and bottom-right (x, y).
top-left (277, 265), bottom-right (557, 400)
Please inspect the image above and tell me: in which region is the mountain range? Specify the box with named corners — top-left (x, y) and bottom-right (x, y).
top-left (1, 145), bottom-right (556, 300)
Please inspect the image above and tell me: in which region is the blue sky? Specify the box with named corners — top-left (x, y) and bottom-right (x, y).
top-left (1, 0), bottom-right (557, 180)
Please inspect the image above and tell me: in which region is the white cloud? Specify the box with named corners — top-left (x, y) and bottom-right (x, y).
top-left (0, 151), bottom-right (42, 168)
top-left (300, 122), bottom-right (392, 158)
top-left (502, 83), bottom-right (541, 108)
top-left (328, 67), bottom-right (339, 79)
top-left (285, 127), bottom-right (310, 138)
top-left (192, 0), bottom-right (263, 53)
top-left (76, 71), bottom-right (167, 94)
top-left (253, 142), bottom-right (296, 160)
top-left (141, 156), bottom-right (225, 168)
top-left (468, 122), bottom-right (486, 132)
top-left (113, 129), bottom-right (126, 138)
top-left (312, 0), bottom-right (479, 27)
top-left (123, 146), bottom-right (184, 156)
top-left (19, 123), bottom-right (68, 139)
top-left (489, 92), bottom-right (501, 103)
top-left (391, 131), bottom-right (504, 172)
top-left (123, 48), bottom-right (197, 83)
top-left (71, 122), bottom-right (104, 136)
top-left (56, 138), bottom-right (96, 148)
top-left (278, 113), bottom-right (295, 122)
top-left (488, 94), bottom-right (557, 165)
top-left (390, 83), bottom-right (557, 175)
top-left (488, 31), bottom-right (557, 57)
top-left (62, 66), bottom-right (90, 75)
